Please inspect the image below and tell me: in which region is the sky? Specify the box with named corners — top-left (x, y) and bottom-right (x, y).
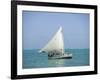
top-left (22, 11), bottom-right (90, 49)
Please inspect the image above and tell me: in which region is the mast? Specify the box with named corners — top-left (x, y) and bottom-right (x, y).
top-left (39, 27), bottom-right (64, 54)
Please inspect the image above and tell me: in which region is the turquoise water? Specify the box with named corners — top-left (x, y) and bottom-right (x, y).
top-left (23, 49), bottom-right (89, 69)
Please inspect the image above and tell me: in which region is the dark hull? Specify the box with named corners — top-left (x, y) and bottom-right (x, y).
top-left (48, 56), bottom-right (72, 59)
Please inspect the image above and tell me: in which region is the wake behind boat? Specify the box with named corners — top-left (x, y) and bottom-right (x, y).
top-left (39, 26), bottom-right (72, 59)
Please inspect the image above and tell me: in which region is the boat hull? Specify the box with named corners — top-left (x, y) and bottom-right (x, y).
top-left (48, 53), bottom-right (72, 59)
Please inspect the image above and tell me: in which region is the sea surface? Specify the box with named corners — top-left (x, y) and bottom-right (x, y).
top-left (23, 49), bottom-right (89, 69)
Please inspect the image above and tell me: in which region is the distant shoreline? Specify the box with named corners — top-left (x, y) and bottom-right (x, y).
top-left (23, 48), bottom-right (89, 51)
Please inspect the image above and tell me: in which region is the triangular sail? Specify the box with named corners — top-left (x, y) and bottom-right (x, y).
top-left (39, 27), bottom-right (64, 54)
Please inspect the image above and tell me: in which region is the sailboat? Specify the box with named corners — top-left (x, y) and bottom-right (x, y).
top-left (39, 27), bottom-right (72, 59)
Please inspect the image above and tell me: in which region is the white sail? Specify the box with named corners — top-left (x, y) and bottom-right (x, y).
top-left (39, 27), bottom-right (64, 54)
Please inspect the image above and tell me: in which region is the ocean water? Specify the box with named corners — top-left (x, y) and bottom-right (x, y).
top-left (23, 49), bottom-right (89, 69)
